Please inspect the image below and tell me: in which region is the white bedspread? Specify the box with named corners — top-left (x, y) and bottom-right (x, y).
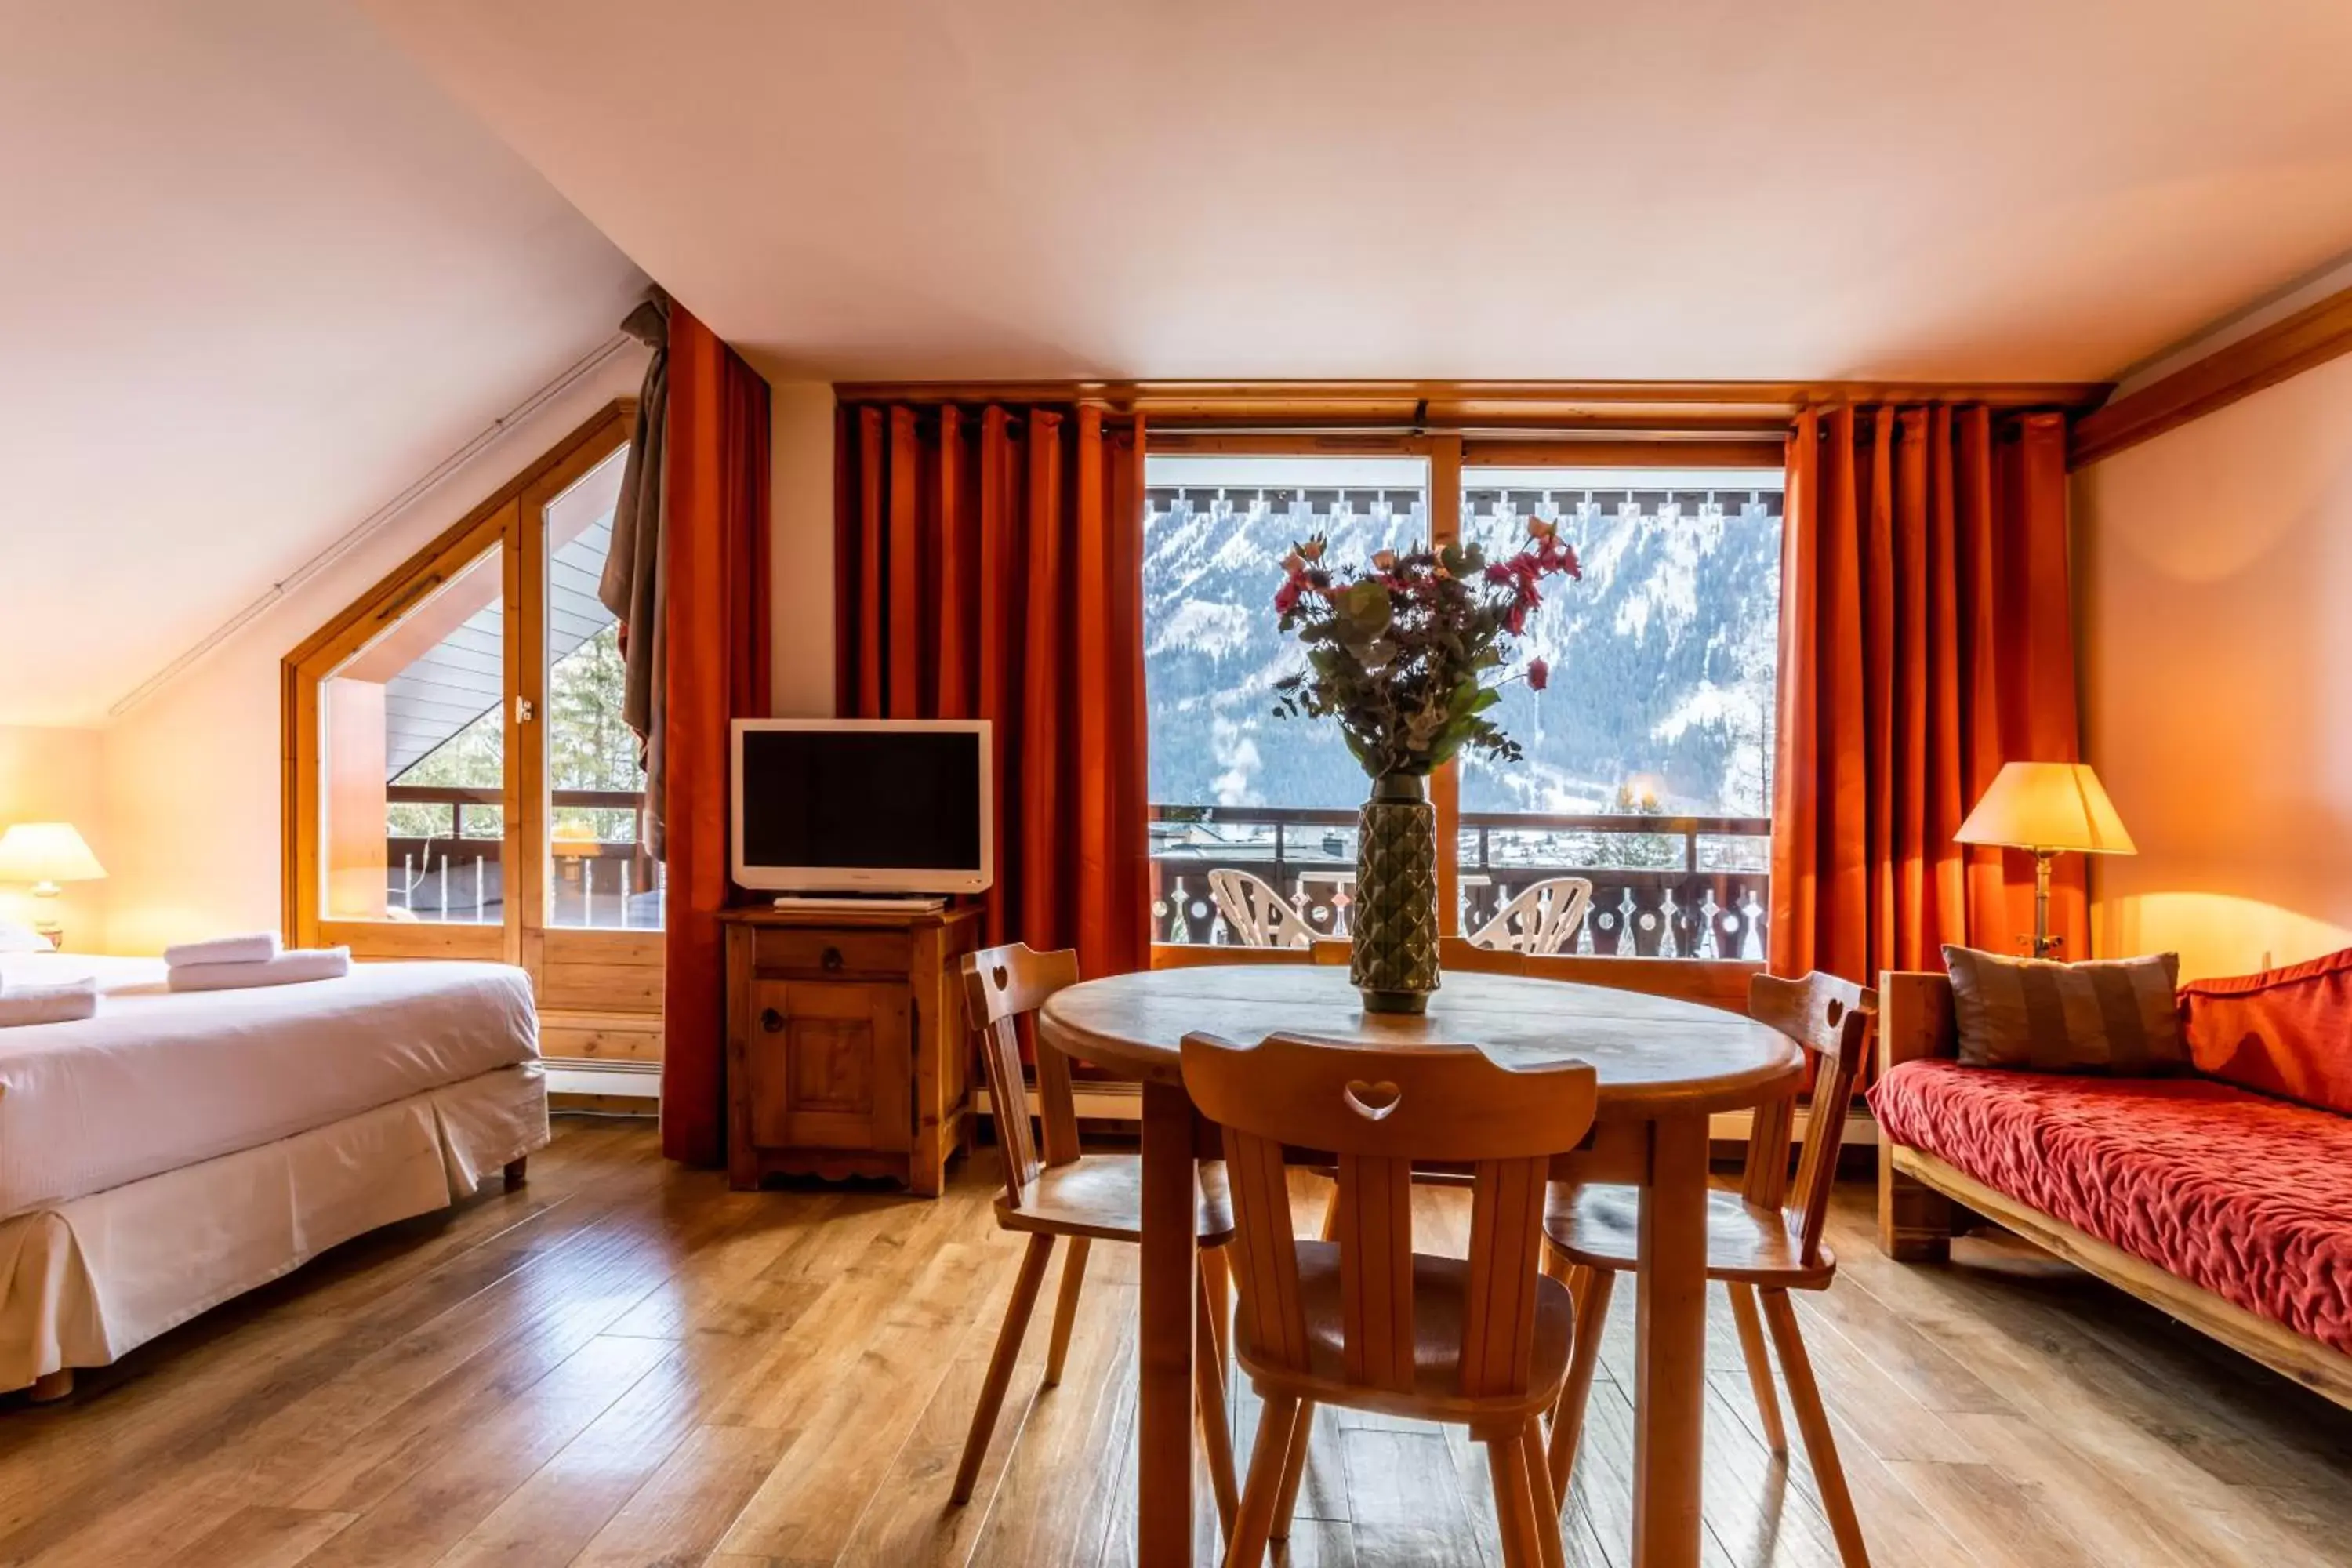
top-left (0, 953), bottom-right (538, 1218)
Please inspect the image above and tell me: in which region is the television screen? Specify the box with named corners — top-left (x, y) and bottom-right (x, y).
top-left (732, 721), bottom-right (990, 893)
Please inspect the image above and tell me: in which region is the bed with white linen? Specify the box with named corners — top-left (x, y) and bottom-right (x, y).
top-left (0, 952), bottom-right (546, 1396)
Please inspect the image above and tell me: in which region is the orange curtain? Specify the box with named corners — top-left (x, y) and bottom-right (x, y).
top-left (660, 306), bottom-right (771, 1167)
top-left (834, 402), bottom-right (1151, 980)
top-left (1769, 406), bottom-right (2080, 985)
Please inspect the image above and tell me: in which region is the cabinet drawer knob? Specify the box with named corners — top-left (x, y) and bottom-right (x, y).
top-left (822, 946), bottom-right (844, 973)
top-left (760, 1007), bottom-right (784, 1033)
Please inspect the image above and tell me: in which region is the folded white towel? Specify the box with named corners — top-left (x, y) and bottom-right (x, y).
top-left (164, 932), bottom-right (283, 968)
top-left (167, 947), bottom-right (352, 993)
top-left (0, 978), bottom-right (98, 1027)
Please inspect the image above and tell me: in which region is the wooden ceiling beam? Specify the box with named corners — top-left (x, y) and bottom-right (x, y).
top-left (2069, 284), bottom-right (2352, 468)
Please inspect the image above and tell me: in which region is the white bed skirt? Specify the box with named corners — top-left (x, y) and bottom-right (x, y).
top-left (0, 1062), bottom-right (548, 1392)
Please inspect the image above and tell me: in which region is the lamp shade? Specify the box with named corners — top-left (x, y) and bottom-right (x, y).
top-left (0, 822), bottom-right (107, 884)
top-left (1954, 763), bottom-right (2135, 856)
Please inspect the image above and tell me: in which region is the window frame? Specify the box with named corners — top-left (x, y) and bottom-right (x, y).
top-left (1142, 426), bottom-right (1786, 963)
top-left (280, 401), bottom-right (641, 979)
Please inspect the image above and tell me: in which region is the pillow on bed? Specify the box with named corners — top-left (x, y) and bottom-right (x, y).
top-left (1941, 945), bottom-right (2186, 1074)
top-left (0, 921), bottom-right (53, 954)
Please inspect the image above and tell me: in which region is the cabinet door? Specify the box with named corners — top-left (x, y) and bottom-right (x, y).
top-left (745, 979), bottom-right (912, 1152)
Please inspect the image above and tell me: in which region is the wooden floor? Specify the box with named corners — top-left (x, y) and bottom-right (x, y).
top-left (3, 1119), bottom-right (2348, 1567)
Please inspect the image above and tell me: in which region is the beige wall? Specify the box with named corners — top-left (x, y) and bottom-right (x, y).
top-left (2078, 350), bottom-right (2352, 980)
top-left (769, 382), bottom-right (837, 717)
top-left (0, 726), bottom-right (111, 949)
top-left (96, 356), bottom-right (644, 955)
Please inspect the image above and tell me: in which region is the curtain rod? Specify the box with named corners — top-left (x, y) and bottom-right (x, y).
top-left (1150, 424), bottom-right (1795, 440)
top-left (830, 377), bottom-right (2111, 413)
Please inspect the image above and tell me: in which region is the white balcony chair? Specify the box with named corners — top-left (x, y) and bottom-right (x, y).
top-left (1207, 868), bottom-right (1319, 949)
top-left (1466, 875), bottom-right (1593, 956)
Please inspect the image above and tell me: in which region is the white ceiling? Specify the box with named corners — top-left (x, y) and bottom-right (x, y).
top-left (365, 0), bottom-right (2352, 386)
top-left (1, 0), bottom-right (646, 727)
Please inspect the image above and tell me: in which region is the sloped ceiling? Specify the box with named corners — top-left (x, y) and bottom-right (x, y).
top-left (365, 0), bottom-right (2352, 385)
top-left (0, 0), bottom-right (647, 727)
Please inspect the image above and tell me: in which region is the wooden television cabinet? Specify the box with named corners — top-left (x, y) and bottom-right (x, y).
top-left (720, 904), bottom-right (985, 1195)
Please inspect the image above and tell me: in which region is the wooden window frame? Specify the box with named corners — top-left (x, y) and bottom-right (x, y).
top-left (280, 401), bottom-right (642, 989)
top-left (1141, 425), bottom-right (1785, 959)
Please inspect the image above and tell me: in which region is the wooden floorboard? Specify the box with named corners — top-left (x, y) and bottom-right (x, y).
top-left (2, 1118), bottom-right (2345, 1566)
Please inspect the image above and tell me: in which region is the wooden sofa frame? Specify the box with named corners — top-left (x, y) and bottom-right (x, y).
top-left (1877, 970), bottom-right (2352, 1411)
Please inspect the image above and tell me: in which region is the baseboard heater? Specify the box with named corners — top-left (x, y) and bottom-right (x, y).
top-left (544, 1058), bottom-right (661, 1100)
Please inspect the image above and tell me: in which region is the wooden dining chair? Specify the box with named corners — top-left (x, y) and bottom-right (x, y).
top-left (956, 943), bottom-right (1243, 1531)
top-left (1182, 1029), bottom-right (1600, 1568)
top-left (1541, 971), bottom-right (1877, 1565)
top-left (1207, 868), bottom-right (1320, 949)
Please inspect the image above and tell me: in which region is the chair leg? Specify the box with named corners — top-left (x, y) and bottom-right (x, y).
top-left (1201, 1244), bottom-right (1232, 1378)
top-left (1044, 1236), bottom-right (1091, 1387)
top-left (1486, 1425), bottom-right (1543, 1568)
top-left (1760, 1288), bottom-right (1870, 1567)
top-left (1546, 1266), bottom-right (1614, 1500)
top-left (1225, 1392), bottom-right (1299, 1568)
top-left (1541, 1255), bottom-right (1590, 1426)
top-left (1727, 1281), bottom-right (1787, 1454)
top-left (1519, 1419), bottom-right (1569, 1568)
top-left (951, 1232), bottom-right (1055, 1505)
top-left (1269, 1399), bottom-right (1316, 1541)
top-left (1195, 1265), bottom-right (1241, 1541)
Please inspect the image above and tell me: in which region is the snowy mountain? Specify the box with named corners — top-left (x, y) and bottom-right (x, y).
top-left (1142, 460), bottom-right (1784, 818)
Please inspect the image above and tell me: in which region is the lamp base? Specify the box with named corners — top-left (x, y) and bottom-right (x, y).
top-left (30, 884), bottom-right (64, 953)
top-left (2029, 850), bottom-right (2061, 960)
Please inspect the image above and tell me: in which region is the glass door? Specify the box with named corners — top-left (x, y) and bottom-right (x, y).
top-left (285, 405), bottom-right (647, 1018)
top-left (536, 445), bottom-right (656, 931)
top-left (516, 437), bottom-right (666, 1044)
top-left (300, 506), bottom-right (518, 963)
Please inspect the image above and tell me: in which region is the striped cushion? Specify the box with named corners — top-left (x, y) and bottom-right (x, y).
top-left (1942, 946), bottom-right (2187, 1074)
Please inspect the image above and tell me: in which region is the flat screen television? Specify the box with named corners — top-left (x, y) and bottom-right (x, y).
top-left (731, 719), bottom-right (993, 895)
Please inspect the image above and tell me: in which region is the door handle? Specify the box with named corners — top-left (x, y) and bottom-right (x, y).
top-left (760, 1007), bottom-right (784, 1033)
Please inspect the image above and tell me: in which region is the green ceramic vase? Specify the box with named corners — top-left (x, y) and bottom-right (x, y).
top-left (1350, 771), bottom-right (1441, 1014)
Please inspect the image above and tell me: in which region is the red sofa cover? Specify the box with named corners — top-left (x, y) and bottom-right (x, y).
top-left (1870, 1059), bottom-right (2352, 1356)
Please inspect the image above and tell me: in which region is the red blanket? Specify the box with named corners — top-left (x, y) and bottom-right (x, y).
top-left (1871, 1059), bottom-right (2352, 1356)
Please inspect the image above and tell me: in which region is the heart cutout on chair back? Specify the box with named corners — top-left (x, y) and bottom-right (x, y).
top-left (1343, 1079), bottom-right (1403, 1121)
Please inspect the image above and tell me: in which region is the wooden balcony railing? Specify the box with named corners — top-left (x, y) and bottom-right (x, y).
top-left (381, 784), bottom-right (659, 927)
top-left (1149, 804), bottom-right (1772, 960)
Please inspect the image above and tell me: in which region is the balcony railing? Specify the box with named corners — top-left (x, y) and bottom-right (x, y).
top-left (1150, 804), bottom-right (1772, 960)
top-left (382, 784), bottom-right (662, 928)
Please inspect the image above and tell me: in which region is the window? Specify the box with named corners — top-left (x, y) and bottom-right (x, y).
top-left (1142, 448), bottom-right (1783, 959)
top-left (1145, 456), bottom-right (1428, 942)
top-left (284, 402), bottom-right (666, 1062)
top-left (323, 539), bottom-right (508, 925)
top-left (1454, 468), bottom-right (1781, 958)
top-left (542, 446), bottom-right (660, 930)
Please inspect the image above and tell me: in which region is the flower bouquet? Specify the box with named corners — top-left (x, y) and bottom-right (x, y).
top-left (1272, 522), bottom-right (1580, 1011)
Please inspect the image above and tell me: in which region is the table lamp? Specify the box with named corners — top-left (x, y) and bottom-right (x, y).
top-left (1954, 763), bottom-right (2134, 959)
top-left (0, 822), bottom-right (107, 950)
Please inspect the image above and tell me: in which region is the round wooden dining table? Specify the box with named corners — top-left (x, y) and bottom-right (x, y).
top-left (1040, 964), bottom-right (1805, 1568)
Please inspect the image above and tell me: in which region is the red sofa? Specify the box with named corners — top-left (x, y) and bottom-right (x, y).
top-left (1870, 963), bottom-right (2352, 1410)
